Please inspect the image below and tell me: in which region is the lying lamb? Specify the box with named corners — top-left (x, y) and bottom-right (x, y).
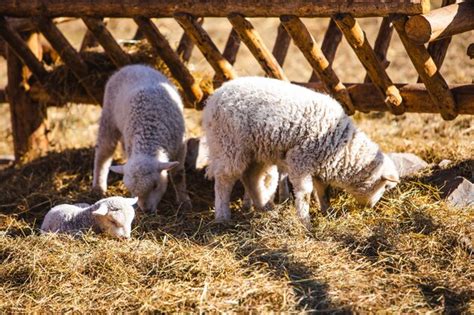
top-left (41, 196), bottom-right (137, 238)
top-left (93, 65), bottom-right (191, 213)
top-left (203, 77), bottom-right (399, 228)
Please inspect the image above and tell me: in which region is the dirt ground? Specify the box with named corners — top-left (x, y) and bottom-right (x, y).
top-left (0, 14), bottom-right (473, 313)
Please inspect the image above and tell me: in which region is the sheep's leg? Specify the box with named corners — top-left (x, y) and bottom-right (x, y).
top-left (289, 173), bottom-right (313, 229)
top-left (214, 175), bottom-right (237, 222)
top-left (171, 144), bottom-right (192, 211)
top-left (278, 172), bottom-right (291, 203)
top-left (93, 119), bottom-right (120, 193)
top-left (241, 163), bottom-right (277, 210)
top-left (313, 178), bottom-right (330, 215)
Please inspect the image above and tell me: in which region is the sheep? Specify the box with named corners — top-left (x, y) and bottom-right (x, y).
top-left (41, 196), bottom-right (137, 238)
top-left (93, 65), bottom-right (192, 213)
top-left (203, 77), bottom-right (399, 228)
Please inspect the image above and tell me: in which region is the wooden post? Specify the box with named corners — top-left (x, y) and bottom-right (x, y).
top-left (405, 2), bottom-right (474, 44)
top-left (175, 13), bottom-right (237, 81)
top-left (82, 17), bottom-right (131, 67)
top-left (34, 16), bottom-right (102, 104)
top-left (134, 16), bottom-right (204, 108)
top-left (222, 28), bottom-right (241, 65)
top-left (309, 18), bottom-right (342, 82)
top-left (176, 17), bottom-right (203, 63)
top-left (272, 23), bottom-right (291, 66)
top-left (334, 14), bottom-right (404, 114)
top-left (393, 15), bottom-right (457, 120)
top-left (280, 15), bottom-right (354, 114)
top-left (0, 0), bottom-right (429, 18)
top-left (7, 36), bottom-right (48, 162)
top-left (364, 16), bottom-right (393, 83)
top-left (228, 13), bottom-right (288, 81)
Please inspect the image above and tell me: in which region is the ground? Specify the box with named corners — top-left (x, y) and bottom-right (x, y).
top-left (0, 13), bottom-right (473, 313)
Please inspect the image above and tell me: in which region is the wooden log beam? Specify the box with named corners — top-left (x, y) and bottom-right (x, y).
top-left (0, 0), bottom-right (429, 18)
top-left (222, 28), bottom-right (241, 65)
top-left (0, 16), bottom-right (49, 83)
top-left (82, 17), bottom-right (131, 67)
top-left (272, 23), bottom-right (291, 66)
top-left (280, 15), bottom-right (354, 114)
top-left (364, 16), bottom-right (393, 83)
top-left (175, 13), bottom-right (237, 81)
top-left (134, 16), bottom-right (204, 108)
top-left (309, 18), bottom-right (342, 82)
top-left (7, 42), bottom-right (48, 162)
top-left (334, 14), bottom-right (404, 114)
top-left (405, 2), bottom-right (474, 44)
top-left (393, 15), bottom-right (457, 120)
top-left (176, 17), bottom-right (203, 63)
top-left (34, 16), bottom-right (102, 103)
top-left (229, 13), bottom-right (288, 81)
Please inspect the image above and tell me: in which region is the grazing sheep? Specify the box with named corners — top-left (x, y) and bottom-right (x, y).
top-left (93, 65), bottom-right (191, 213)
top-left (41, 196), bottom-right (137, 238)
top-left (203, 77), bottom-right (399, 227)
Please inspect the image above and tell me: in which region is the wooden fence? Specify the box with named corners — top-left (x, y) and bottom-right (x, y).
top-left (0, 0), bottom-right (473, 161)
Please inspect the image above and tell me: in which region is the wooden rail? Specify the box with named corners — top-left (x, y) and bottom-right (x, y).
top-left (0, 0), bottom-right (429, 18)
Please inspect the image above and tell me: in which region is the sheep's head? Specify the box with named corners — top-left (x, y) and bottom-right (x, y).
top-left (347, 153), bottom-right (400, 207)
top-left (110, 157), bottom-right (179, 213)
top-left (91, 196), bottom-right (137, 238)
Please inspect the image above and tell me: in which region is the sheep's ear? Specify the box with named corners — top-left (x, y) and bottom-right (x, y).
top-left (92, 203), bottom-right (109, 216)
top-left (127, 197), bottom-right (138, 206)
top-left (382, 175), bottom-right (400, 183)
top-left (158, 161), bottom-right (180, 171)
top-left (110, 164), bottom-right (125, 174)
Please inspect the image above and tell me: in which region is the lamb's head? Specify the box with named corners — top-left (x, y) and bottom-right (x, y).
top-left (346, 152), bottom-right (400, 207)
top-left (91, 196), bottom-right (137, 238)
top-left (110, 157), bottom-right (179, 213)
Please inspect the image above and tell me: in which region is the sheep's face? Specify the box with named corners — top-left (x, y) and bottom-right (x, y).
top-left (92, 197), bottom-right (137, 238)
top-left (350, 154), bottom-right (399, 207)
top-left (111, 159), bottom-right (179, 213)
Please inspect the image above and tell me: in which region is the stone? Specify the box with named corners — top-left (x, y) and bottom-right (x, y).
top-left (443, 176), bottom-right (474, 209)
top-left (438, 159), bottom-right (452, 169)
top-left (387, 152), bottom-right (429, 178)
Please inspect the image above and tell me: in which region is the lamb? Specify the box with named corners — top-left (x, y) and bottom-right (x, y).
top-left (40, 196), bottom-right (137, 238)
top-left (203, 77), bottom-right (399, 228)
top-left (93, 65), bottom-right (192, 213)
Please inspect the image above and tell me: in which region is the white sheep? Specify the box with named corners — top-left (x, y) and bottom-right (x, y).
top-left (203, 77), bottom-right (399, 227)
top-left (93, 65), bottom-right (191, 213)
top-left (40, 196), bottom-right (137, 238)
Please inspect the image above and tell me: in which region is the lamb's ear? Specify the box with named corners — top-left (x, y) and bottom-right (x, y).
top-left (126, 197), bottom-right (138, 206)
top-left (382, 175), bottom-right (400, 183)
top-left (158, 161), bottom-right (180, 171)
top-left (110, 164), bottom-right (125, 174)
top-left (92, 203), bottom-right (109, 216)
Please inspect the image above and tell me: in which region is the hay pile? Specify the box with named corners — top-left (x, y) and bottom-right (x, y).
top-left (0, 123), bottom-right (472, 312)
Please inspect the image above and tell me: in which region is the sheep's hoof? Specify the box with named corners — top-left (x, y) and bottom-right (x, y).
top-left (299, 216), bottom-right (312, 231)
top-left (92, 186), bottom-right (106, 196)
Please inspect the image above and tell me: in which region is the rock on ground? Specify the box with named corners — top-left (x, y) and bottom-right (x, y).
top-left (387, 152), bottom-right (429, 178)
top-left (443, 176), bottom-right (474, 209)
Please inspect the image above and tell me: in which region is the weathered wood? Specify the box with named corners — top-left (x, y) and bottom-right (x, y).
top-left (176, 17), bottom-right (203, 63)
top-left (334, 14), bottom-right (404, 114)
top-left (28, 79), bottom-right (474, 115)
top-left (134, 16), bottom-right (203, 107)
top-left (0, 0), bottom-right (430, 18)
top-left (272, 23), bottom-right (291, 66)
top-left (405, 2), bottom-right (474, 44)
top-left (175, 13), bottom-right (237, 81)
top-left (309, 18), bottom-right (342, 82)
top-left (82, 17), bottom-right (131, 67)
top-left (393, 15), bottom-right (457, 120)
top-left (0, 89), bottom-right (6, 103)
top-left (229, 13), bottom-right (288, 81)
top-left (80, 29), bottom-right (99, 52)
top-left (299, 83), bottom-right (474, 115)
top-left (280, 15), bottom-right (354, 114)
top-left (364, 16), bottom-right (393, 83)
top-left (7, 44), bottom-right (48, 162)
top-left (34, 16), bottom-right (102, 103)
top-left (0, 16), bottom-right (49, 83)
top-left (222, 28), bottom-right (241, 65)
top-left (6, 17), bottom-right (76, 33)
